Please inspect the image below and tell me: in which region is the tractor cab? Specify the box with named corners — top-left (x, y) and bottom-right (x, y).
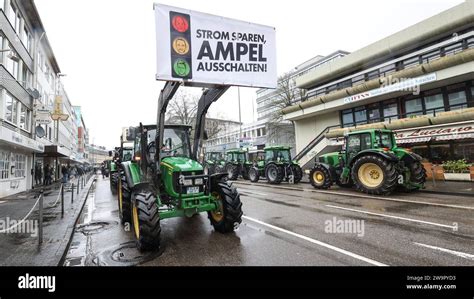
top-left (226, 149), bottom-right (248, 163)
top-left (224, 149), bottom-right (252, 180)
top-left (264, 146), bottom-right (292, 164)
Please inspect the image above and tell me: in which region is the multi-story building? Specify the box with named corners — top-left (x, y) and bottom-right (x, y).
top-left (0, 0), bottom-right (88, 196)
top-left (282, 0), bottom-right (474, 178)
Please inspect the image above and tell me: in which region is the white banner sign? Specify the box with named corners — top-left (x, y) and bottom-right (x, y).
top-left (154, 3), bottom-right (277, 88)
top-left (343, 73), bottom-right (437, 104)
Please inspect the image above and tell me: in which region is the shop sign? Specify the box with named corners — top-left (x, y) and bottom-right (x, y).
top-left (395, 123), bottom-right (474, 140)
top-left (343, 73), bottom-right (437, 104)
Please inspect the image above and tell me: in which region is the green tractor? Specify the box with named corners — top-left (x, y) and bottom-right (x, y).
top-left (202, 151), bottom-right (225, 175)
top-left (108, 150), bottom-right (119, 194)
top-left (224, 149), bottom-right (252, 180)
top-left (109, 138), bottom-right (134, 195)
top-left (118, 82), bottom-right (243, 251)
top-left (248, 146), bottom-right (303, 184)
top-left (309, 129), bottom-right (426, 195)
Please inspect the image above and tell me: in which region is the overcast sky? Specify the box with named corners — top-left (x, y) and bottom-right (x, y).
top-left (34, 0), bottom-right (464, 149)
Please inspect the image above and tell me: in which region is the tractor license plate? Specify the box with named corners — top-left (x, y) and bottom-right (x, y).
top-left (187, 186), bottom-right (200, 194)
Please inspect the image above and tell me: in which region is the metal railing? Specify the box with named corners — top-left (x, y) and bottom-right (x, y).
top-left (293, 125), bottom-right (340, 162)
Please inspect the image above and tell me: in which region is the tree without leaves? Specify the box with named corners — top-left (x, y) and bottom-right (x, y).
top-left (166, 90), bottom-right (199, 125)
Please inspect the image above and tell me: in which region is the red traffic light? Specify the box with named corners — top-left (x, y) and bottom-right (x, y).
top-left (172, 15), bottom-right (189, 33)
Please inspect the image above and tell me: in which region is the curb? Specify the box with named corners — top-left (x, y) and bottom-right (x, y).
top-left (57, 176), bottom-right (96, 266)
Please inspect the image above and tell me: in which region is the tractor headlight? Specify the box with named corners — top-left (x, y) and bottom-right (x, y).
top-left (183, 179), bottom-right (193, 186)
top-left (194, 178), bottom-right (204, 185)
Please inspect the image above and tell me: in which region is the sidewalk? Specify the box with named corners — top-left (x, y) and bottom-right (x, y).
top-left (299, 176), bottom-right (473, 197)
top-left (0, 174), bottom-right (96, 266)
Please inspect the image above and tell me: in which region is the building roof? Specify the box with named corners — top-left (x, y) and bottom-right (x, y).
top-left (295, 0), bottom-right (474, 89)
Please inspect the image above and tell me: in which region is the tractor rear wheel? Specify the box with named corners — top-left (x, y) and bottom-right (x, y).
top-left (131, 191), bottom-right (161, 251)
top-left (241, 166), bottom-right (250, 180)
top-left (352, 155), bottom-right (398, 195)
top-left (290, 164), bottom-right (303, 184)
top-left (208, 182), bottom-right (243, 233)
top-left (226, 163), bottom-right (239, 180)
top-left (266, 164), bottom-right (284, 184)
top-left (309, 164), bottom-right (332, 189)
top-left (249, 167), bottom-right (260, 182)
top-left (118, 175), bottom-right (131, 225)
top-left (400, 160), bottom-right (427, 192)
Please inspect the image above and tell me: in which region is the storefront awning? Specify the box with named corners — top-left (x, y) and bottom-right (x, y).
top-left (36, 145), bottom-right (69, 158)
top-left (396, 137), bottom-right (432, 144)
top-left (435, 133), bottom-right (474, 141)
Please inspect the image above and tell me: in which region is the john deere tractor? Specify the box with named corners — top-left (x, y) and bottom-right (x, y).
top-left (109, 138), bottom-right (134, 196)
top-left (248, 146), bottom-right (303, 184)
top-left (202, 151), bottom-right (225, 175)
top-left (224, 149), bottom-right (252, 180)
top-left (309, 129), bottom-right (426, 195)
top-left (118, 82), bottom-right (242, 251)
top-left (108, 150), bottom-right (119, 194)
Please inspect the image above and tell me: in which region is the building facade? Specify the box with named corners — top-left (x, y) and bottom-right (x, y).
top-left (282, 0), bottom-right (474, 179)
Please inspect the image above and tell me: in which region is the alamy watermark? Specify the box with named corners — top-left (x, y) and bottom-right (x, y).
top-left (0, 217), bottom-right (38, 237)
top-left (325, 217), bottom-right (365, 237)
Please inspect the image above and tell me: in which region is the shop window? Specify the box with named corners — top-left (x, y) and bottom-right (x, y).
top-left (0, 151), bottom-right (9, 180)
top-left (405, 98), bottom-right (423, 117)
top-left (13, 154), bottom-right (25, 178)
top-left (430, 144), bottom-right (450, 164)
top-left (383, 101), bottom-right (399, 121)
top-left (424, 93), bottom-right (445, 116)
top-left (448, 91), bottom-right (467, 110)
top-left (354, 107), bottom-right (367, 125)
top-left (452, 142), bottom-right (474, 163)
top-left (411, 145), bottom-right (430, 162)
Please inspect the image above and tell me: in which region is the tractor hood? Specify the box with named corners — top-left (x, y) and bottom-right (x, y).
top-left (161, 157), bottom-right (203, 172)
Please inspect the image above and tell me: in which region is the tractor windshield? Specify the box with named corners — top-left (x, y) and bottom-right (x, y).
top-left (161, 127), bottom-right (192, 158)
top-left (379, 132), bottom-right (394, 149)
top-left (236, 153), bottom-right (246, 162)
top-left (209, 152), bottom-right (221, 160)
top-left (122, 148), bottom-right (133, 161)
top-left (277, 150), bottom-right (291, 161)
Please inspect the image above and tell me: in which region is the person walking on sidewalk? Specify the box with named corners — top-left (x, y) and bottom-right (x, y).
top-left (35, 163), bottom-right (43, 186)
top-left (61, 164), bottom-right (69, 184)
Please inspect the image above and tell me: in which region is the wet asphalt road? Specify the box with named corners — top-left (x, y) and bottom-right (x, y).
top-left (64, 176), bottom-right (474, 266)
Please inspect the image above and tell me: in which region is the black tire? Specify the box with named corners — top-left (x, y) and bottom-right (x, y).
top-left (400, 160), bottom-right (426, 192)
top-left (309, 164), bottom-right (333, 189)
top-left (208, 181), bottom-right (243, 233)
top-left (110, 172), bottom-right (118, 194)
top-left (266, 164), bottom-right (284, 184)
top-left (249, 167), bottom-right (260, 182)
top-left (118, 175), bottom-right (131, 225)
top-left (226, 163), bottom-right (239, 180)
top-left (131, 191), bottom-right (161, 251)
top-left (352, 155), bottom-right (398, 195)
top-left (290, 164), bottom-right (303, 184)
top-left (242, 166), bottom-right (250, 180)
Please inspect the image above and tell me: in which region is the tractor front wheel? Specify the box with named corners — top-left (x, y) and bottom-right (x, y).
top-left (241, 166), bottom-right (250, 180)
top-left (249, 167), bottom-right (260, 182)
top-left (208, 182), bottom-right (243, 233)
top-left (118, 175), bottom-right (131, 225)
top-left (309, 164), bottom-right (332, 189)
top-left (110, 172), bottom-right (118, 194)
top-left (131, 191), bottom-right (161, 251)
top-left (290, 164), bottom-right (303, 184)
top-left (352, 155), bottom-right (398, 195)
top-left (266, 164), bottom-right (284, 184)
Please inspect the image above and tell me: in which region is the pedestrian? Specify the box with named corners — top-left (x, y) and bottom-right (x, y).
top-left (61, 165), bottom-right (68, 184)
top-left (101, 164), bottom-right (106, 179)
top-left (43, 164), bottom-right (51, 185)
top-left (35, 163), bottom-right (43, 186)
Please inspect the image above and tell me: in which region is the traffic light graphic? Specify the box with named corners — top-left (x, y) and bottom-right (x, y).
top-left (170, 11), bottom-right (192, 79)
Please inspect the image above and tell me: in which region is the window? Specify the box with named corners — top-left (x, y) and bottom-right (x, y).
top-left (448, 91), bottom-right (467, 110)
top-left (366, 70), bottom-right (379, 81)
top-left (19, 104), bottom-right (30, 131)
top-left (354, 107), bottom-right (367, 124)
top-left (468, 37), bottom-right (474, 49)
top-left (261, 127), bottom-right (266, 136)
top-left (351, 74), bottom-right (365, 87)
top-left (421, 50), bottom-right (441, 64)
top-left (367, 103), bottom-right (381, 123)
top-left (6, 47), bottom-right (19, 79)
top-left (347, 134), bottom-right (364, 153)
top-left (8, 3), bottom-right (21, 34)
top-left (452, 142), bottom-right (474, 163)
top-left (383, 101), bottom-right (399, 121)
top-left (0, 151), bottom-right (9, 179)
top-left (4, 92), bottom-right (18, 124)
top-left (405, 98), bottom-right (423, 117)
top-left (423, 93), bottom-right (444, 116)
top-left (342, 109), bottom-right (354, 127)
top-left (337, 79), bottom-right (352, 90)
top-left (13, 154), bottom-right (26, 177)
top-left (403, 56), bottom-right (419, 69)
top-left (379, 63), bottom-right (396, 77)
top-left (444, 42), bottom-right (463, 57)
top-left (360, 134), bottom-right (372, 151)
